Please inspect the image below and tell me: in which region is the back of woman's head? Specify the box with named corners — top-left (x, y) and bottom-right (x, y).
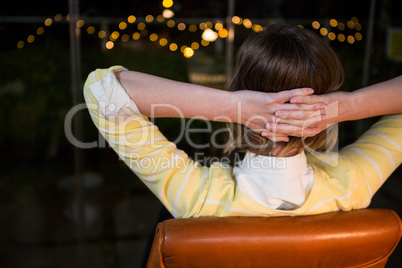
top-left (226, 24), bottom-right (344, 157)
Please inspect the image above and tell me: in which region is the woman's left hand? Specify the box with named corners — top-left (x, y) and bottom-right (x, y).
top-left (233, 88), bottom-right (326, 142)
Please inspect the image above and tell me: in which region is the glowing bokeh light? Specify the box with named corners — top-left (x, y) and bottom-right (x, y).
top-left (127, 15), bottom-right (136, 23)
top-left (169, 43), bottom-right (178, 51)
top-left (183, 47), bottom-right (194, 58)
top-left (145, 15), bottom-right (154, 23)
top-left (149, 33), bottom-right (158, 41)
top-left (119, 22), bottom-right (127, 30)
top-left (87, 26), bottom-right (95, 34)
top-left (98, 30), bottom-right (106, 39)
top-left (163, 0), bottom-right (173, 8)
top-left (106, 41), bottom-right (114, 49)
top-left (159, 38), bottom-right (168, 46)
top-left (132, 32), bottom-right (140, 40)
top-left (162, 9), bottom-right (174, 19)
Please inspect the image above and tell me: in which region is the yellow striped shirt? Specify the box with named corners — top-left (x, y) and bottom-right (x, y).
top-left (84, 66), bottom-right (402, 218)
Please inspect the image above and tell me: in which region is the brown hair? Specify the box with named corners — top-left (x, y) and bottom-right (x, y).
top-left (225, 24), bottom-right (344, 157)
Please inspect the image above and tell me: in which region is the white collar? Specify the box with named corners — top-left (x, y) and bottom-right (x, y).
top-left (235, 151), bottom-right (308, 176)
top-left (233, 151), bottom-right (314, 210)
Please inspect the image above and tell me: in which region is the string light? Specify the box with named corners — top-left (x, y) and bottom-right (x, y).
top-left (132, 32), bottom-right (140, 40)
top-left (202, 28), bottom-right (218, 42)
top-left (44, 18), bottom-right (53, 27)
top-left (159, 38), bottom-right (168, 46)
top-left (347, 35), bottom-right (355, 44)
top-left (189, 24), bottom-right (197, 32)
top-left (177, 22), bottom-right (186, 31)
top-left (199, 22), bottom-right (207, 30)
top-left (347, 20), bottom-right (355, 29)
top-left (157, 15), bottom-right (165, 22)
top-left (215, 22), bottom-right (223, 31)
top-left (201, 40), bottom-right (209, 46)
top-left (137, 22), bottom-right (146, 30)
top-left (191, 42), bottom-right (200, 50)
top-left (17, 40), bottom-right (24, 48)
top-left (167, 20), bottom-right (175, 28)
top-left (355, 23), bottom-right (362, 31)
top-left (87, 26), bottom-right (95, 34)
top-left (27, 35), bottom-right (35, 43)
top-left (36, 27), bottom-right (44, 35)
top-left (110, 31), bottom-right (120, 41)
top-left (119, 22), bottom-right (127, 30)
top-left (243, 19), bottom-right (252, 29)
top-left (77, 20), bottom-right (85, 28)
top-left (16, 12), bottom-right (363, 51)
top-left (232, 16), bottom-right (241, 25)
top-left (162, 9), bottom-right (174, 19)
top-left (169, 43), bottom-right (178, 51)
top-left (312, 21), bottom-right (320, 29)
top-left (121, 34), bottom-right (130, 42)
top-left (54, 13), bottom-right (63, 21)
top-left (149, 33), bottom-right (158, 41)
top-left (183, 47), bottom-right (194, 58)
top-left (252, 24), bottom-right (263, 32)
top-left (205, 22), bottom-right (213, 29)
top-left (218, 28), bottom-right (228, 38)
top-left (98, 30), bottom-right (107, 39)
top-left (127, 15), bottom-right (136, 23)
top-left (162, 0), bottom-right (174, 9)
top-left (106, 41), bottom-right (114, 49)
top-left (145, 15), bottom-right (154, 23)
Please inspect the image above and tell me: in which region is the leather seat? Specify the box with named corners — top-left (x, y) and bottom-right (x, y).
top-left (146, 209), bottom-right (402, 268)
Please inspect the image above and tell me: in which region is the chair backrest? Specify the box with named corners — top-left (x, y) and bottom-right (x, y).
top-left (146, 209), bottom-right (402, 268)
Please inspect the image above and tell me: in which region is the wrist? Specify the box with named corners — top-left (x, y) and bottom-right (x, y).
top-left (327, 91), bottom-right (352, 124)
top-left (338, 91), bottom-right (352, 123)
top-left (226, 91), bottom-right (243, 124)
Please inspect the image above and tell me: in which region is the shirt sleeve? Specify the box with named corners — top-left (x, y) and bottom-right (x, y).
top-left (83, 67), bottom-right (210, 218)
top-left (340, 114), bottom-right (402, 206)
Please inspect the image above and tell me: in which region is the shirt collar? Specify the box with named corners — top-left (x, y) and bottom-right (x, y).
top-left (235, 151), bottom-right (308, 175)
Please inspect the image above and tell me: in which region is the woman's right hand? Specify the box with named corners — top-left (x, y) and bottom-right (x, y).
top-left (263, 91), bottom-right (349, 141)
top-left (233, 88), bottom-right (328, 142)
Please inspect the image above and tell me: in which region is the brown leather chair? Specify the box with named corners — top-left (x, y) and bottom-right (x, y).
top-left (147, 209), bottom-right (402, 268)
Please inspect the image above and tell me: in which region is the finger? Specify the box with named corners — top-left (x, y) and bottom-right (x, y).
top-left (304, 113), bottom-right (326, 128)
top-left (275, 87), bottom-right (314, 103)
top-left (275, 109), bottom-right (325, 120)
top-left (302, 127), bottom-right (323, 137)
top-left (261, 132), bottom-right (290, 142)
top-left (273, 102), bottom-right (326, 112)
top-left (266, 123), bottom-right (303, 137)
top-left (267, 123), bottom-right (322, 138)
top-left (290, 95), bottom-right (323, 105)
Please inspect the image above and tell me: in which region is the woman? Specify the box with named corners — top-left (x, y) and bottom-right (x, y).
top-left (84, 24), bottom-right (402, 218)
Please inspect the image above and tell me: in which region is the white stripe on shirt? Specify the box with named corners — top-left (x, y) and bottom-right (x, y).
top-left (304, 184), bottom-right (358, 214)
top-left (173, 163), bottom-right (196, 218)
top-left (349, 148), bottom-right (384, 183)
top-left (366, 131), bottom-right (402, 152)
